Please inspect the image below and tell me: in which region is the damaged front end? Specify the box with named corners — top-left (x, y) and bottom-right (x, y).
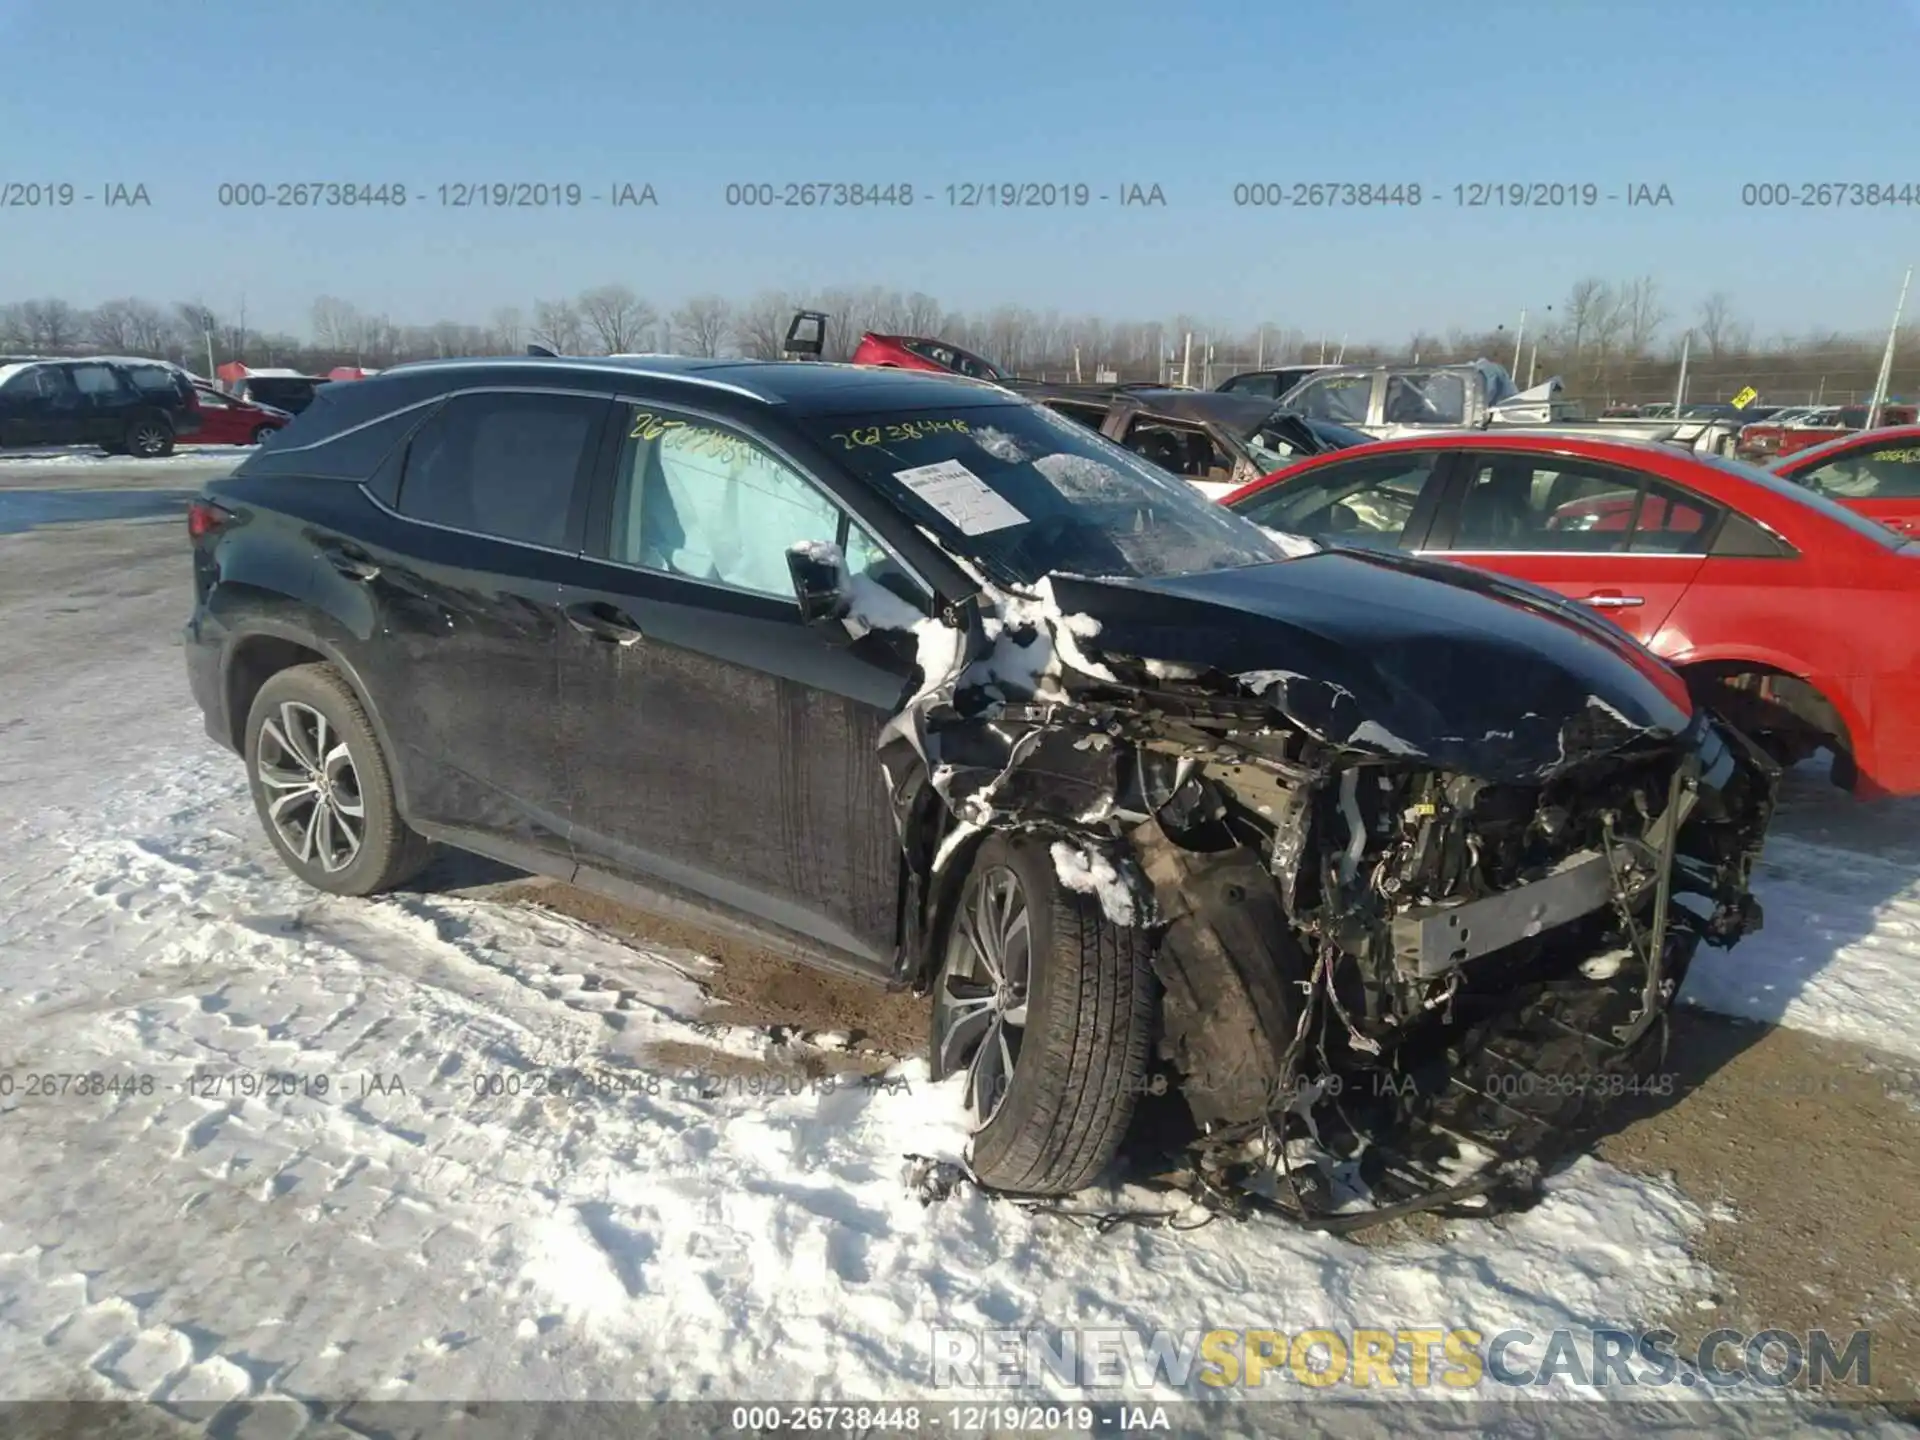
top-left (861, 557), bottom-right (1778, 1230)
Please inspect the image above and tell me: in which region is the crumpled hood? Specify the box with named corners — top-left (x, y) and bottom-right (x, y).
top-left (1047, 548), bottom-right (1696, 782)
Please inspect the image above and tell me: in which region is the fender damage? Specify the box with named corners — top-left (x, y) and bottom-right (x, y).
top-left (814, 542), bottom-right (1778, 1228)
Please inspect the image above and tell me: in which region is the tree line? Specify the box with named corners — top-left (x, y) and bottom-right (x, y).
top-left (4, 277), bottom-right (1914, 408)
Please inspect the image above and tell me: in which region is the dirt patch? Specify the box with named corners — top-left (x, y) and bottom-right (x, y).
top-left (483, 877), bottom-right (928, 1059)
top-left (1596, 1009), bottom-right (1920, 1404)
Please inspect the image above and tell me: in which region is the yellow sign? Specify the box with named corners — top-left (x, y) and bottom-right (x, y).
top-left (1731, 386), bottom-right (1759, 409)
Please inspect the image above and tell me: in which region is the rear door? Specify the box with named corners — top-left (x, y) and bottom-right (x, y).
top-left (66, 363), bottom-right (137, 444)
top-left (557, 397), bottom-right (928, 975)
top-left (26, 365), bottom-right (87, 444)
top-left (1422, 451), bottom-right (1718, 645)
top-left (341, 387), bottom-right (613, 862)
top-left (0, 365), bottom-right (59, 446)
top-left (1784, 436), bottom-right (1920, 536)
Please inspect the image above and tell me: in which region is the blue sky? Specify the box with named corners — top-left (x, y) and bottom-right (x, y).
top-left (3, 0), bottom-right (1917, 343)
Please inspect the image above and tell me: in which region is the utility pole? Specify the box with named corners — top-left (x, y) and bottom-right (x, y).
top-left (1528, 342), bottom-right (1539, 388)
top-left (1867, 265), bottom-right (1912, 429)
top-left (1180, 331), bottom-right (1192, 388)
top-left (1672, 332), bottom-right (1692, 417)
top-left (1256, 325), bottom-right (1265, 370)
top-left (1512, 309), bottom-right (1527, 377)
top-left (201, 310), bottom-right (216, 380)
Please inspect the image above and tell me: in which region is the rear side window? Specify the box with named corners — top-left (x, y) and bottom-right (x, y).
top-left (68, 364), bottom-right (125, 397)
top-left (1448, 455), bottom-right (1720, 555)
top-left (396, 391), bottom-right (605, 549)
top-left (126, 365), bottom-right (178, 396)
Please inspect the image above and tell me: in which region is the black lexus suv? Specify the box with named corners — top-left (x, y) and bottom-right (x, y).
top-left (184, 355), bottom-right (1772, 1210)
top-left (0, 356), bottom-right (201, 455)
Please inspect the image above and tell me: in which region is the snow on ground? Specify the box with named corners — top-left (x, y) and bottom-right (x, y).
top-left (1682, 759), bottom-right (1920, 1059)
top-left (0, 516), bottom-right (1915, 1427)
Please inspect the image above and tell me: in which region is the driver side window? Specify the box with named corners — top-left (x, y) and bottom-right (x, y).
top-left (610, 404), bottom-right (929, 609)
top-left (1234, 453), bottom-right (1441, 547)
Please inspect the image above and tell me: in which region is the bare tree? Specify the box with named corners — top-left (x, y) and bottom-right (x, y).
top-left (1696, 291), bottom-right (1752, 358)
top-left (1560, 278), bottom-right (1611, 358)
top-left (311, 297), bottom-right (362, 354)
top-left (670, 294), bottom-right (732, 356)
top-left (489, 306), bottom-right (524, 352)
top-left (577, 284), bottom-right (655, 353)
top-left (731, 291), bottom-right (794, 359)
top-left (529, 299), bottom-right (586, 354)
top-left (18, 298), bottom-right (84, 351)
top-left (1621, 276), bottom-right (1668, 356)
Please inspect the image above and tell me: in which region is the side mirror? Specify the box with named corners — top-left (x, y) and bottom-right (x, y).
top-left (785, 543), bottom-right (851, 629)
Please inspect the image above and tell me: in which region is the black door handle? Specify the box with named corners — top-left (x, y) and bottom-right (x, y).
top-left (564, 600), bottom-right (644, 645)
top-left (319, 543), bottom-right (380, 581)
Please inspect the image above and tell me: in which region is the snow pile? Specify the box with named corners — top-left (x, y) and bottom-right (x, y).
top-left (1050, 840), bottom-right (1138, 927)
top-left (1258, 524), bottom-right (1322, 558)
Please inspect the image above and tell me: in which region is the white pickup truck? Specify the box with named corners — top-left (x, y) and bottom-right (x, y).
top-left (1278, 359), bottom-right (1745, 456)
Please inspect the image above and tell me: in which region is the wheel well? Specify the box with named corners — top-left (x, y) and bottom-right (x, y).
top-left (1679, 660), bottom-right (1857, 788)
top-left (224, 635), bottom-right (326, 748)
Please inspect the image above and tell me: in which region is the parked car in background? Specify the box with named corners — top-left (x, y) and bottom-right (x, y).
top-left (179, 354), bottom-right (1772, 1215)
top-left (848, 332), bottom-right (1007, 379)
top-left (191, 383), bottom-right (292, 446)
top-left (229, 372), bottom-right (330, 415)
top-left (1015, 382), bottom-right (1371, 498)
top-left (1280, 360), bottom-right (1747, 455)
top-left (0, 357), bottom-right (201, 456)
top-left (1214, 364), bottom-right (1339, 399)
top-left (1225, 431), bottom-right (1920, 796)
top-left (1770, 423), bottom-right (1920, 535)
top-left (1736, 403), bottom-right (1919, 461)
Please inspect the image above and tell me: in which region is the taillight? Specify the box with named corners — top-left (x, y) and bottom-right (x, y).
top-left (188, 498), bottom-right (233, 539)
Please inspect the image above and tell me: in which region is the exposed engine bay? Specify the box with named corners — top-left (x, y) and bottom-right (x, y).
top-left (820, 545), bottom-right (1778, 1229)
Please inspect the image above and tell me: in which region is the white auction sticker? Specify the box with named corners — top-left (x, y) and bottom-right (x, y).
top-left (892, 459), bottom-right (1028, 535)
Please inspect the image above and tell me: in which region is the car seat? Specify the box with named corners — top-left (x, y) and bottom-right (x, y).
top-left (1455, 461), bottom-right (1533, 547)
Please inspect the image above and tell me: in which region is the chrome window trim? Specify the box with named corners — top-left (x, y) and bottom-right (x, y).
top-left (381, 357), bottom-right (776, 402)
top-left (262, 384), bottom-right (613, 454)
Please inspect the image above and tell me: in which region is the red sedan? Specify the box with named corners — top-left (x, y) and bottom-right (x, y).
top-left (1224, 431), bottom-right (1920, 797)
top-left (1770, 422), bottom-right (1920, 537)
top-left (190, 384), bottom-right (291, 446)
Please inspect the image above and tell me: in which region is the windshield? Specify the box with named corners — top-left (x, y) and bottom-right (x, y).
top-left (802, 402), bottom-right (1290, 585)
top-left (1692, 453), bottom-right (1909, 549)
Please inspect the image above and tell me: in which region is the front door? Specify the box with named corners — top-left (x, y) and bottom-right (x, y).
top-left (558, 399), bottom-right (926, 973)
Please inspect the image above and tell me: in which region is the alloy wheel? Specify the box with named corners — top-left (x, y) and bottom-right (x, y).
top-left (934, 865), bottom-right (1032, 1125)
top-left (129, 423), bottom-right (166, 457)
top-left (255, 701), bottom-right (365, 873)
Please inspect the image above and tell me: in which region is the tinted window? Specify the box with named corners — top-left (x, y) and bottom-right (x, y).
top-left (1231, 452), bottom-right (1441, 549)
top-left (1449, 455), bottom-right (1719, 554)
top-left (397, 391), bottom-right (602, 547)
top-left (1794, 441), bottom-right (1920, 500)
top-left (68, 364), bottom-right (124, 397)
top-left (797, 402), bottom-right (1283, 586)
top-left (0, 366), bottom-right (55, 397)
top-left (1627, 479), bottom-right (1717, 554)
top-left (1043, 401), bottom-right (1108, 431)
top-left (1221, 374), bottom-right (1280, 399)
top-left (1287, 374), bottom-right (1373, 424)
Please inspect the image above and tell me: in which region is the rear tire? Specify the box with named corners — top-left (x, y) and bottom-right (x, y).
top-left (244, 663), bottom-right (436, 896)
top-left (250, 424), bottom-right (276, 446)
top-left (930, 834), bottom-right (1156, 1195)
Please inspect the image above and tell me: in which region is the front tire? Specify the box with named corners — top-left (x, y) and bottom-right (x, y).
top-left (125, 418), bottom-right (174, 458)
top-left (930, 834), bottom-right (1156, 1195)
top-left (250, 424), bottom-right (276, 446)
top-left (244, 663), bottom-right (435, 895)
